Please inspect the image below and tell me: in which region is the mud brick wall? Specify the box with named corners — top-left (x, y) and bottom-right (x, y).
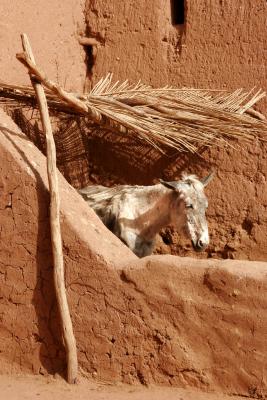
top-left (0, 110), bottom-right (267, 397)
top-left (84, 0), bottom-right (267, 260)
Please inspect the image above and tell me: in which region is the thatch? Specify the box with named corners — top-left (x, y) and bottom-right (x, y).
top-left (1, 54), bottom-right (267, 153)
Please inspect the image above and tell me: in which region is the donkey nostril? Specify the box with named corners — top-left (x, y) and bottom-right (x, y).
top-left (192, 239), bottom-right (206, 252)
top-left (198, 239), bottom-right (203, 248)
top-left (195, 239), bottom-right (206, 251)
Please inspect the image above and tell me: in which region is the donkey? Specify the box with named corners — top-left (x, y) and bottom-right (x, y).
top-left (78, 173), bottom-right (213, 257)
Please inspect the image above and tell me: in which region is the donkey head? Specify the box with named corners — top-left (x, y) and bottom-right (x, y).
top-left (160, 172), bottom-right (214, 252)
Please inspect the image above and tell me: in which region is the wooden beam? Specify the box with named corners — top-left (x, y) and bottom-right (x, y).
top-left (20, 33), bottom-right (78, 384)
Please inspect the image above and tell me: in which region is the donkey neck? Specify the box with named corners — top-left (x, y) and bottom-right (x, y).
top-left (133, 186), bottom-right (179, 241)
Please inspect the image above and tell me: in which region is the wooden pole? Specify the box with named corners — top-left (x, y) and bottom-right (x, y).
top-left (20, 33), bottom-right (78, 384)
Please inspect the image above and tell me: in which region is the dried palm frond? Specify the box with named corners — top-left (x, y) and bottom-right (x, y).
top-left (1, 54), bottom-right (267, 153)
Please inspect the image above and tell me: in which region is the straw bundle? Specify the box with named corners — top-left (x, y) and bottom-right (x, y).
top-left (1, 55), bottom-right (266, 153)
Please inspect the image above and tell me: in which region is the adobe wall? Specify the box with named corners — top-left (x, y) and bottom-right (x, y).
top-left (0, 0), bottom-right (86, 92)
top-left (0, 109), bottom-right (134, 374)
top-left (85, 0), bottom-right (267, 111)
top-left (1, 1), bottom-right (267, 397)
top-left (84, 0), bottom-right (267, 261)
top-left (0, 110), bottom-right (267, 397)
top-left (0, 0), bottom-right (266, 261)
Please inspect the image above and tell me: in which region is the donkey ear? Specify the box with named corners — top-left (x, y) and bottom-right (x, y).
top-left (201, 171), bottom-right (215, 187)
top-left (159, 179), bottom-right (179, 191)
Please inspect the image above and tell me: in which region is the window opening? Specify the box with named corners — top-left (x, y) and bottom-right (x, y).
top-left (171, 0), bottom-right (185, 25)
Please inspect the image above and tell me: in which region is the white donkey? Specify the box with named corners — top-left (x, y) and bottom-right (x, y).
top-left (78, 173), bottom-right (213, 257)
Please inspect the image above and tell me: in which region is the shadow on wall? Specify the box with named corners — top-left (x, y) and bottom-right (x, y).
top-left (0, 125), bottom-right (65, 375)
top-left (82, 128), bottom-right (213, 185)
top-left (7, 107), bottom-right (214, 188)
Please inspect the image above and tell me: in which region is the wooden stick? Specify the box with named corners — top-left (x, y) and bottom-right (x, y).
top-left (16, 51), bottom-right (129, 136)
top-left (246, 107), bottom-right (266, 121)
top-left (16, 51), bottom-right (89, 115)
top-left (78, 36), bottom-right (99, 47)
top-left (20, 33), bottom-right (78, 384)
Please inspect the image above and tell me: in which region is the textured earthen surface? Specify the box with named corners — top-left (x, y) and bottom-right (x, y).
top-left (0, 0), bottom-right (266, 260)
top-left (0, 109), bottom-right (135, 375)
top-left (83, 0), bottom-right (267, 261)
top-left (0, 1), bottom-right (267, 399)
top-left (0, 111), bottom-right (267, 398)
top-left (0, 0), bottom-right (86, 92)
top-left (0, 374), bottom-right (254, 400)
top-left (85, 0), bottom-right (267, 108)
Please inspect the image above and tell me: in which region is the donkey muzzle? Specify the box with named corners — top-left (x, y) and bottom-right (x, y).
top-left (192, 238), bottom-right (207, 252)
